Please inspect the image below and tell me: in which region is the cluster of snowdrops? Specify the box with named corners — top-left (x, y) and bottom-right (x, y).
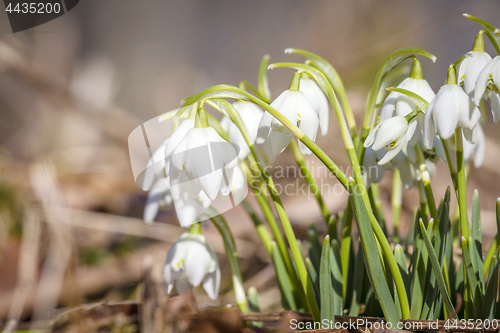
top-left (141, 14), bottom-right (500, 324)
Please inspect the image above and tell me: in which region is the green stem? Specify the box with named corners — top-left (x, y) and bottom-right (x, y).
top-left (456, 129), bottom-right (470, 240)
top-left (392, 169), bottom-right (403, 240)
top-left (456, 128), bottom-right (472, 317)
top-left (415, 144), bottom-right (439, 223)
top-left (208, 210), bottom-right (248, 312)
top-left (289, 140), bottom-right (330, 225)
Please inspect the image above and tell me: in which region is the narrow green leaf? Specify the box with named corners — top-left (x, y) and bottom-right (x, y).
top-left (320, 235), bottom-right (333, 322)
top-left (248, 286), bottom-right (261, 312)
top-left (470, 190), bottom-right (485, 295)
top-left (270, 242), bottom-right (297, 311)
top-left (394, 245), bottom-right (410, 296)
top-left (307, 224), bottom-right (322, 273)
top-left (349, 180), bottom-right (400, 325)
top-left (461, 236), bottom-right (484, 315)
top-left (306, 257), bottom-right (320, 298)
top-left (330, 239), bottom-right (343, 316)
top-left (410, 210), bottom-right (427, 319)
top-left (482, 255), bottom-right (498, 320)
top-left (419, 219), bottom-right (457, 318)
top-left (483, 239), bottom-right (498, 276)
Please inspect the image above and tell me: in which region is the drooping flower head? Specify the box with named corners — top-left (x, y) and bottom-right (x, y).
top-left (458, 31), bottom-right (492, 97)
top-left (257, 72), bottom-right (319, 158)
top-left (423, 66), bottom-right (481, 149)
top-left (164, 232), bottom-right (220, 300)
top-left (380, 58), bottom-right (435, 144)
top-left (364, 115), bottom-right (414, 165)
top-left (170, 108), bottom-right (238, 202)
top-left (299, 76), bottom-right (329, 136)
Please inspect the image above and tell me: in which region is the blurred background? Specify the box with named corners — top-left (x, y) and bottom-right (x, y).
top-left (1, 0), bottom-right (500, 331)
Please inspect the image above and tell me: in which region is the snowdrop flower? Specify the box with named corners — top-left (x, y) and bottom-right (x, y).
top-left (423, 67), bottom-right (481, 149)
top-left (221, 101), bottom-right (263, 159)
top-left (164, 232), bottom-right (220, 300)
top-left (299, 76), bottom-right (329, 136)
top-left (458, 32), bottom-right (492, 97)
top-left (380, 58), bottom-right (435, 144)
top-left (474, 55), bottom-right (500, 124)
top-left (257, 75), bottom-right (319, 156)
top-left (364, 115), bottom-right (413, 165)
top-left (464, 124), bottom-right (485, 168)
top-left (170, 108), bottom-right (238, 201)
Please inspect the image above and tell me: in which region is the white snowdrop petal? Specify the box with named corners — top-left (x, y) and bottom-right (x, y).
top-left (378, 139), bottom-right (405, 165)
top-left (364, 123), bottom-right (381, 148)
top-left (489, 92), bottom-right (500, 124)
top-left (269, 130), bottom-right (293, 156)
top-left (202, 268), bottom-right (221, 300)
top-left (184, 241), bottom-right (211, 287)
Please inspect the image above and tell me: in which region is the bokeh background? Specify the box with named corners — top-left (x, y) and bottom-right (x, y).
top-left (1, 0), bottom-right (500, 329)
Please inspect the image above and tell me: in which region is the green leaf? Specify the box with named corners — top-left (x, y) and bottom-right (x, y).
top-left (461, 236), bottom-right (484, 315)
top-left (248, 286), bottom-right (261, 312)
top-left (330, 239), bottom-right (344, 316)
top-left (410, 209), bottom-right (426, 319)
top-left (270, 242), bottom-right (298, 311)
top-left (471, 190), bottom-right (485, 295)
top-left (419, 219), bottom-right (457, 318)
top-left (306, 257), bottom-right (320, 299)
top-left (349, 180), bottom-right (400, 325)
top-left (320, 235), bottom-right (333, 322)
top-left (307, 224), bottom-right (322, 274)
top-left (348, 241), bottom-right (365, 316)
top-left (394, 245), bottom-right (410, 297)
top-left (482, 255), bottom-right (498, 320)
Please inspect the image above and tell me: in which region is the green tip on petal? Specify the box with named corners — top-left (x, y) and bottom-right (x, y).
top-left (410, 57), bottom-right (423, 80)
top-left (472, 31), bottom-right (486, 52)
top-left (446, 66), bottom-right (457, 85)
top-left (195, 107), bottom-right (210, 128)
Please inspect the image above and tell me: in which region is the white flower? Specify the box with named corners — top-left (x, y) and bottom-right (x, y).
top-left (364, 116), bottom-right (410, 165)
top-left (164, 232), bottom-right (220, 300)
top-left (299, 77), bottom-right (329, 136)
top-left (474, 55), bottom-right (500, 124)
top-left (221, 101), bottom-right (263, 159)
top-left (256, 90), bottom-right (319, 156)
top-left (423, 84), bottom-right (481, 149)
top-left (458, 51), bottom-right (492, 96)
top-left (380, 77), bottom-right (435, 144)
top-left (464, 124), bottom-right (485, 168)
top-left (170, 126), bottom-right (238, 201)
top-left (391, 152), bottom-right (416, 189)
